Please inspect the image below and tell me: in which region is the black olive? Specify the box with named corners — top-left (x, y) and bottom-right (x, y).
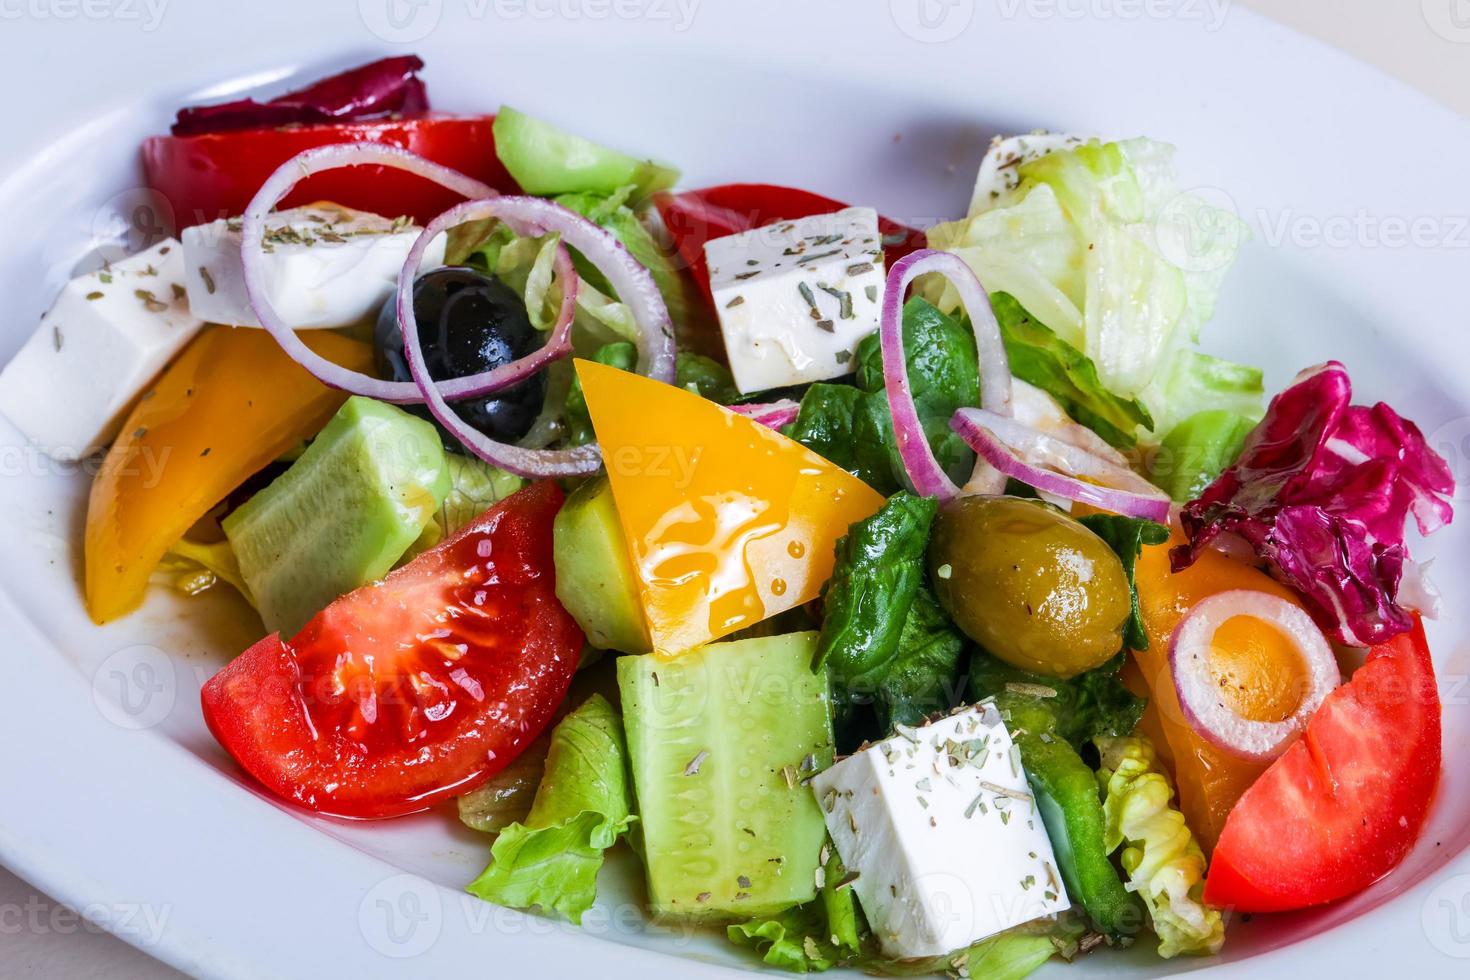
top-left (375, 267), bottom-right (547, 448)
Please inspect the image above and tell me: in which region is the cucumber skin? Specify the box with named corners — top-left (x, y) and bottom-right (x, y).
top-left (224, 397), bottom-right (450, 637)
top-left (617, 632), bottom-right (835, 921)
top-left (492, 106), bottom-right (676, 198)
top-left (553, 478), bottom-right (650, 655)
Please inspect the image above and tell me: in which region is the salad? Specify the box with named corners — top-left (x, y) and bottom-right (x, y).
top-left (0, 56), bottom-right (1453, 976)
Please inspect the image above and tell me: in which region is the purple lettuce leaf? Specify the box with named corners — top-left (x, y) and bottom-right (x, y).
top-left (171, 56), bottom-right (428, 137)
top-left (1173, 361), bottom-right (1454, 646)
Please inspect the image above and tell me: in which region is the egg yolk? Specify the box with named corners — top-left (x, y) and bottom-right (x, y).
top-left (1208, 615), bottom-right (1308, 724)
top-left (1128, 529), bottom-right (1316, 851)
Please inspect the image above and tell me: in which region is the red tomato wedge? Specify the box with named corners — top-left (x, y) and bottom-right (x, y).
top-left (1203, 617), bottom-right (1441, 912)
top-left (653, 183), bottom-right (926, 310)
top-left (201, 482), bottom-right (582, 819)
top-left (143, 113), bottom-right (516, 229)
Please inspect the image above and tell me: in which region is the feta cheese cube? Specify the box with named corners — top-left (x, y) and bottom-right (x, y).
top-left (183, 204), bottom-right (445, 330)
top-left (811, 704), bottom-right (1070, 959)
top-left (705, 208), bottom-right (886, 394)
top-left (0, 239), bottom-right (202, 460)
top-left (969, 133), bottom-right (1088, 213)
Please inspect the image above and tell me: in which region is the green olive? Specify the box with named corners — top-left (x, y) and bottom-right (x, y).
top-left (928, 496), bottom-right (1130, 679)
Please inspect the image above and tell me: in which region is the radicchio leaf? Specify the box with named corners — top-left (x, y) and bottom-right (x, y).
top-left (1173, 361), bottom-right (1453, 646)
top-left (171, 56), bottom-right (428, 136)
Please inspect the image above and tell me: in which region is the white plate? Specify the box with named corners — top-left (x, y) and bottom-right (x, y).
top-left (2, 2), bottom-right (1469, 977)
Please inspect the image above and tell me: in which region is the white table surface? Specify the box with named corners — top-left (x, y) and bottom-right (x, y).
top-left (1, 1), bottom-right (1467, 977)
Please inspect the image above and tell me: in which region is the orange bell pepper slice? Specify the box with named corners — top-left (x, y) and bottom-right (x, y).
top-left (1129, 527), bottom-right (1319, 852)
top-left (84, 326), bottom-right (372, 623)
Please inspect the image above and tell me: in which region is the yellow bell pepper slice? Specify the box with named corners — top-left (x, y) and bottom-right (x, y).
top-left (84, 326), bottom-right (373, 623)
top-left (576, 359), bottom-right (884, 655)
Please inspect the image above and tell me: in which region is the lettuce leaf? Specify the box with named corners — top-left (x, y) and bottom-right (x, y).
top-left (555, 188), bottom-right (714, 347)
top-left (1149, 408), bottom-right (1255, 502)
top-left (1095, 737), bottom-right (1224, 958)
top-left (466, 694), bottom-right (634, 923)
top-left (864, 928), bottom-right (1062, 979)
top-left (1175, 361), bottom-right (1455, 645)
top-left (727, 848), bottom-right (862, 973)
top-left (991, 291), bottom-right (1153, 449)
top-left (932, 136), bottom-right (1259, 437)
top-left (730, 848), bottom-right (1068, 978)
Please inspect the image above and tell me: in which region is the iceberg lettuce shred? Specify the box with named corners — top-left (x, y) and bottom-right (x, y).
top-left (928, 136), bottom-right (1262, 439)
top-left (466, 694), bottom-right (635, 923)
top-left (1095, 736), bottom-right (1224, 958)
top-left (727, 847), bottom-right (862, 973)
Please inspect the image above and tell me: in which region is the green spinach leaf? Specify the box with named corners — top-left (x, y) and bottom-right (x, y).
top-left (1076, 513), bottom-right (1170, 651)
top-left (786, 297), bottom-right (979, 494)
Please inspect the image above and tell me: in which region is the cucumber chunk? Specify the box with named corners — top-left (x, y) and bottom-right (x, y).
top-left (617, 632), bottom-right (834, 920)
top-left (553, 477), bottom-right (649, 654)
top-left (223, 396), bottom-right (450, 636)
top-left (493, 106), bottom-right (678, 199)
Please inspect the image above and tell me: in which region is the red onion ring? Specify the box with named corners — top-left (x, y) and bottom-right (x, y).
top-left (880, 249), bottom-right (1013, 499)
top-left (240, 143), bottom-right (513, 403)
top-left (731, 400), bottom-right (800, 429)
top-left (1010, 379), bottom-right (1129, 466)
top-left (398, 198), bottom-right (602, 477)
top-left (1168, 590), bottom-right (1340, 761)
top-left (951, 407), bottom-right (1171, 521)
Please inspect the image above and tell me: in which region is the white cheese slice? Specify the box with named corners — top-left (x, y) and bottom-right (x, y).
top-left (969, 133), bottom-right (1089, 214)
top-left (0, 239), bottom-right (202, 460)
top-left (705, 207), bottom-right (886, 394)
top-left (182, 203), bottom-right (446, 329)
top-left (811, 704), bottom-right (1070, 960)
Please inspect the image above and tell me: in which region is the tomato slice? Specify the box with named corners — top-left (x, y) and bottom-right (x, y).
top-left (1203, 617), bottom-right (1441, 912)
top-left (201, 482), bottom-right (582, 819)
top-left (653, 184), bottom-right (926, 310)
top-left (142, 113), bottom-right (517, 229)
